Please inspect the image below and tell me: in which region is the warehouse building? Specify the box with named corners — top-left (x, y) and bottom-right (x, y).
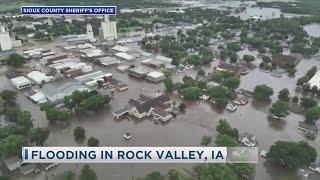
top-left (129, 68), bottom-right (149, 79)
top-left (145, 71), bottom-right (165, 83)
top-left (27, 71), bottom-right (54, 85)
top-left (10, 76), bottom-right (32, 89)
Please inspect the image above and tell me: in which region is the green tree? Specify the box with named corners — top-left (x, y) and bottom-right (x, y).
top-left (0, 90), bottom-right (17, 107)
top-left (200, 48), bottom-right (213, 64)
top-left (201, 136), bottom-right (212, 146)
top-left (4, 107), bottom-right (20, 122)
top-left (87, 137), bottom-right (99, 147)
top-left (305, 107), bottom-right (320, 122)
top-left (0, 135), bottom-right (24, 157)
top-left (253, 84), bottom-right (274, 101)
top-left (231, 164), bottom-right (255, 180)
top-left (73, 126), bottom-right (86, 140)
top-left (269, 100), bottom-right (289, 118)
top-left (243, 55), bottom-right (255, 63)
top-left (178, 103), bottom-right (186, 112)
top-left (197, 69), bottom-right (206, 77)
top-left (216, 119), bottom-right (239, 139)
top-left (29, 128), bottom-right (50, 146)
top-left (278, 88), bottom-right (290, 101)
top-left (164, 78), bottom-right (175, 92)
top-left (292, 96), bottom-right (299, 103)
top-left (40, 102), bottom-right (55, 112)
top-left (143, 171), bottom-right (164, 180)
top-left (224, 76), bottom-right (240, 90)
top-left (45, 108), bottom-right (70, 122)
top-left (180, 86), bottom-right (201, 100)
top-left (267, 141), bottom-right (317, 169)
top-left (5, 53), bottom-right (26, 67)
top-left (60, 171), bottom-right (75, 180)
top-left (300, 97), bottom-right (317, 109)
top-left (16, 111), bottom-right (33, 132)
top-left (193, 164), bottom-right (237, 180)
top-left (215, 134), bottom-right (237, 147)
top-left (80, 164), bottom-right (97, 180)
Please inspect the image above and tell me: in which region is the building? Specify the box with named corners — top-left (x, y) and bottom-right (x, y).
top-left (272, 54), bottom-right (298, 68)
top-left (141, 59), bottom-right (164, 69)
top-left (10, 76), bottom-right (32, 89)
top-left (99, 56), bottom-right (120, 67)
top-left (145, 71), bottom-right (165, 83)
top-left (112, 45), bottom-right (129, 53)
top-left (115, 52), bottom-right (134, 61)
top-left (21, 164), bottom-right (38, 175)
top-left (155, 55), bottom-right (173, 64)
top-left (113, 94), bottom-right (173, 122)
top-left (4, 156), bottom-right (21, 172)
top-left (129, 68), bottom-right (149, 79)
top-left (308, 71), bottom-right (320, 89)
top-left (41, 53), bottom-right (68, 65)
top-left (75, 71), bottom-right (112, 88)
top-left (86, 24), bottom-right (94, 40)
top-left (0, 26), bottom-right (12, 51)
top-left (101, 15), bottom-right (117, 40)
top-left (27, 71), bottom-right (54, 85)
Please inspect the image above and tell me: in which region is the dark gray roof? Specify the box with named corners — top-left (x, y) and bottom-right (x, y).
top-left (41, 84), bottom-right (60, 97)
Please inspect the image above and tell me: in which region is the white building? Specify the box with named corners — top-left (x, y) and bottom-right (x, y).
top-left (86, 24), bottom-right (94, 40)
top-left (308, 71), bottom-right (320, 89)
top-left (27, 71), bottom-right (54, 84)
top-left (10, 76), bottom-right (32, 89)
top-left (0, 26), bottom-right (12, 51)
top-left (101, 15), bottom-right (117, 40)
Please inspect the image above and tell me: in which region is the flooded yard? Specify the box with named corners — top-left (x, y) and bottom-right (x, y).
top-left (304, 23), bottom-right (320, 37)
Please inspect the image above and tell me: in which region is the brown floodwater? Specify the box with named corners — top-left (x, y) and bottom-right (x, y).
top-left (1, 52), bottom-right (319, 180)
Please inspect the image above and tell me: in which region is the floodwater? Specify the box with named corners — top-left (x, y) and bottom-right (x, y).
top-left (1, 47), bottom-right (319, 180)
top-left (304, 23), bottom-right (320, 38)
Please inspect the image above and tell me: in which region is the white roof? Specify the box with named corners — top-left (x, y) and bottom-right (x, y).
top-left (309, 71), bottom-right (320, 89)
top-left (147, 71), bottom-right (164, 78)
top-left (11, 76), bottom-right (31, 85)
top-left (27, 71), bottom-right (54, 84)
top-left (30, 92), bottom-right (47, 103)
top-left (115, 52), bottom-right (133, 61)
top-left (156, 55), bottom-right (172, 63)
top-left (112, 45), bottom-right (129, 52)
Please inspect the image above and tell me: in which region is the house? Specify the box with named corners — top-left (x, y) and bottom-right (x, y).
top-left (145, 71), bottom-right (165, 83)
top-left (155, 55), bottom-right (173, 64)
top-left (129, 68), bottom-right (149, 79)
top-left (112, 45), bottom-right (129, 53)
top-left (113, 94), bottom-right (173, 122)
top-left (117, 65), bottom-right (130, 72)
top-left (30, 91), bottom-right (47, 105)
top-left (99, 57), bottom-right (120, 67)
top-left (115, 52), bottom-right (134, 61)
top-left (239, 132), bottom-right (257, 147)
top-left (4, 156), bottom-right (21, 172)
top-left (10, 76), bottom-right (32, 89)
top-left (271, 54), bottom-right (298, 68)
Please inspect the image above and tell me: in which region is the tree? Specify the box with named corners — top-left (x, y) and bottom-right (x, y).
top-left (215, 134), bottom-right (237, 147)
top-left (0, 135), bottom-right (24, 157)
top-left (193, 164), bottom-right (237, 180)
top-left (253, 84), bottom-right (274, 101)
top-left (200, 48), bottom-right (213, 64)
top-left (180, 86), bottom-right (201, 100)
top-left (4, 107), bottom-right (20, 122)
top-left (87, 137), bottom-right (99, 147)
top-left (79, 95), bottom-right (111, 112)
top-left (143, 171), bottom-right (164, 180)
top-left (292, 96), bottom-right (299, 103)
top-left (16, 111), bottom-right (33, 132)
top-left (300, 97), bottom-right (317, 109)
top-left (167, 169), bottom-right (181, 180)
top-left (269, 100), bottom-right (289, 118)
top-left (74, 126), bottom-right (86, 140)
top-left (197, 69), bottom-right (206, 77)
top-left (0, 90), bottom-right (17, 106)
top-left (267, 141), bottom-right (317, 169)
top-left (224, 76), bottom-right (240, 90)
top-left (5, 53), bottom-right (26, 67)
top-left (45, 108), bottom-right (70, 122)
top-left (60, 171), bottom-right (75, 180)
top-left (210, 86), bottom-right (230, 99)
top-left (80, 164), bottom-right (97, 180)
top-left (29, 128), bottom-right (50, 146)
top-left (164, 78), bottom-right (175, 92)
top-left (216, 119), bottom-right (239, 139)
top-left (278, 88), bottom-right (290, 101)
top-left (243, 55), bottom-right (255, 63)
top-left (201, 136), bottom-right (212, 146)
top-left (40, 102), bottom-right (55, 112)
top-left (231, 164), bottom-right (255, 180)
top-left (305, 107), bottom-right (320, 123)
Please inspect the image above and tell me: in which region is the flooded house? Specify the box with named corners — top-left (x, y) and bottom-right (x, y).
top-left (271, 54), bottom-right (298, 69)
top-left (113, 94), bottom-right (173, 122)
top-left (3, 156), bottom-right (21, 172)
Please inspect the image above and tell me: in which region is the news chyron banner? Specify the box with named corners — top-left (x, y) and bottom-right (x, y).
top-left (21, 6), bottom-right (117, 15)
top-left (22, 147), bottom-right (258, 163)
